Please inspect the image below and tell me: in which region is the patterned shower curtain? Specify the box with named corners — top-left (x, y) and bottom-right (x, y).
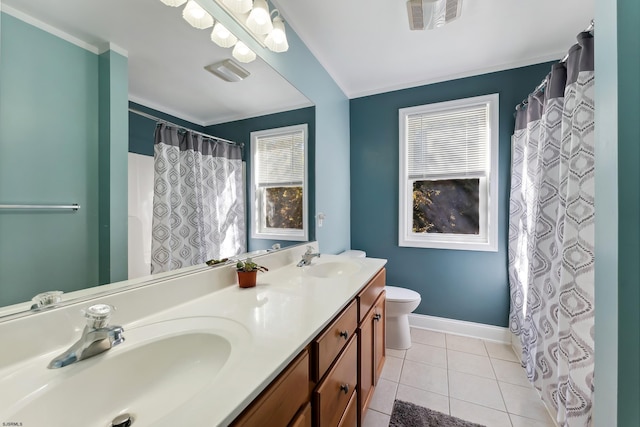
top-left (151, 124), bottom-right (246, 273)
top-left (508, 31), bottom-right (594, 427)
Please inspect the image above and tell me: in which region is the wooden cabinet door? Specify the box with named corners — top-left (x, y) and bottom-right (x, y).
top-left (372, 293), bottom-right (386, 384)
top-left (357, 308), bottom-right (374, 420)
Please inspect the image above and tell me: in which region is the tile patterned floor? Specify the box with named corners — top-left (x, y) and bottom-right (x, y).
top-left (363, 328), bottom-right (557, 427)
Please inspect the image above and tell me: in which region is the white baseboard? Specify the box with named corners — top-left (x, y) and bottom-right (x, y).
top-left (408, 313), bottom-right (511, 344)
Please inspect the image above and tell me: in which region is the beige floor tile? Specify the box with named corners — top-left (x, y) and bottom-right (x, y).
top-left (406, 342), bottom-right (448, 368)
top-left (446, 334), bottom-right (488, 356)
top-left (447, 349), bottom-right (495, 379)
top-left (363, 409), bottom-right (391, 427)
top-left (368, 378), bottom-right (399, 415)
top-left (450, 398), bottom-right (512, 427)
top-left (485, 341), bottom-right (520, 362)
top-left (410, 328), bottom-right (446, 347)
top-left (448, 370), bottom-right (506, 411)
top-left (396, 384), bottom-right (450, 415)
top-left (399, 359), bottom-right (448, 396)
top-left (500, 382), bottom-right (552, 422)
top-left (491, 358), bottom-right (531, 387)
top-left (386, 348), bottom-right (406, 359)
top-left (380, 356), bottom-right (403, 382)
top-left (510, 413), bottom-right (558, 427)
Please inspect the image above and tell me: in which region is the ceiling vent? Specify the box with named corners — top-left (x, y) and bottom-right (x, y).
top-left (406, 0), bottom-right (463, 30)
top-left (204, 59), bottom-right (250, 82)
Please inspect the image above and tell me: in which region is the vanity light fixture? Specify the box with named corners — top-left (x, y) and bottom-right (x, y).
top-left (265, 14), bottom-right (288, 52)
top-left (232, 41), bottom-right (256, 63)
top-left (160, 0), bottom-right (187, 6)
top-left (222, 0), bottom-right (252, 14)
top-left (246, 0), bottom-right (273, 35)
top-left (182, 0), bottom-right (214, 29)
top-left (205, 59), bottom-right (250, 82)
top-left (211, 22), bottom-right (238, 48)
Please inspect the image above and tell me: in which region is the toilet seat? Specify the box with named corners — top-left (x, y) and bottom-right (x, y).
top-left (385, 285), bottom-right (420, 303)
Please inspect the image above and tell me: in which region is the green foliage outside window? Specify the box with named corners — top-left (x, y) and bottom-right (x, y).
top-left (413, 179), bottom-right (480, 234)
top-left (265, 186), bottom-right (303, 230)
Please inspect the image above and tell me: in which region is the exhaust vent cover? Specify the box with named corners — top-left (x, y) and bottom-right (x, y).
top-left (406, 0), bottom-right (463, 31)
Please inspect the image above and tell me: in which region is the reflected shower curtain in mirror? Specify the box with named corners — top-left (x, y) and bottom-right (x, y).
top-left (508, 31), bottom-right (594, 426)
top-left (151, 124), bottom-right (246, 273)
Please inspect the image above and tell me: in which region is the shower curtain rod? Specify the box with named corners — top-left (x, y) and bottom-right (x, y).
top-left (515, 19), bottom-right (594, 112)
top-left (128, 108), bottom-right (244, 148)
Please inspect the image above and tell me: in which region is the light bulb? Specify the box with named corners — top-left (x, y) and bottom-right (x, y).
top-left (211, 22), bottom-right (238, 48)
top-left (265, 16), bottom-right (289, 52)
top-left (246, 0), bottom-right (273, 35)
top-left (232, 41), bottom-right (256, 63)
top-left (182, 1), bottom-right (214, 29)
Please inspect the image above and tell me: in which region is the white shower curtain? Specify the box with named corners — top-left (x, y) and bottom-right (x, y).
top-left (151, 124), bottom-right (246, 273)
top-left (508, 31), bottom-right (595, 426)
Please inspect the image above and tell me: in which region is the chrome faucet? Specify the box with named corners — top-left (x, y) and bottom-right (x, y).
top-left (297, 246), bottom-right (321, 267)
top-left (48, 304), bottom-right (124, 369)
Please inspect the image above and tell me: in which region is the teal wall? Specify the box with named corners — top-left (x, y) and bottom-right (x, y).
top-left (200, 0), bottom-right (351, 254)
top-left (98, 50), bottom-right (129, 285)
top-left (0, 13), bottom-right (129, 306)
top-left (349, 62), bottom-right (555, 327)
top-left (0, 12), bottom-right (100, 306)
top-left (206, 107), bottom-right (316, 251)
top-left (595, 0), bottom-right (640, 425)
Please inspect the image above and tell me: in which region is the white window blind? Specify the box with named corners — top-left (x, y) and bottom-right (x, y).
top-left (407, 104), bottom-right (489, 179)
top-left (256, 130), bottom-right (304, 187)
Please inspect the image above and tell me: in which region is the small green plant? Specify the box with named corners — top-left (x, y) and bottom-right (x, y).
top-left (236, 258), bottom-right (268, 273)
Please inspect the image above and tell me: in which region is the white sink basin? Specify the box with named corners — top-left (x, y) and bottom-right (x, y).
top-left (0, 317), bottom-right (250, 427)
top-left (305, 261), bottom-right (361, 278)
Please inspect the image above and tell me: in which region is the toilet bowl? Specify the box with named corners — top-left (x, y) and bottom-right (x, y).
top-left (338, 250), bottom-right (421, 350)
top-left (384, 286), bottom-right (421, 350)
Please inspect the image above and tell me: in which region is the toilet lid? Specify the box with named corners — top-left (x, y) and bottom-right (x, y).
top-left (385, 286), bottom-right (421, 302)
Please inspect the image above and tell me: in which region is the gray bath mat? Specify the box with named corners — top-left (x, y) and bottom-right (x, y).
top-left (389, 400), bottom-right (486, 427)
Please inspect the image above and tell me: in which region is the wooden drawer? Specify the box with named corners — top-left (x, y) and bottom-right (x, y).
top-left (289, 403), bottom-right (312, 427)
top-left (313, 336), bottom-right (357, 427)
top-left (312, 299), bottom-right (358, 381)
top-left (337, 390), bottom-right (357, 427)
top-left (232, 349), bottom-right (310, 427)
top-left (357, 268), bottom-right (386, 323)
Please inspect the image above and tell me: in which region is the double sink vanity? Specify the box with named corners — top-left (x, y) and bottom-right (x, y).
top-left (0, 243), bottom-right (387, 427)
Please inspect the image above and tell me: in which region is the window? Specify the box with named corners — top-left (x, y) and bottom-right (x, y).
top-left (398, 94), bottom-right (498, 251)
top-left (250, 124), bottom-right (308, 241)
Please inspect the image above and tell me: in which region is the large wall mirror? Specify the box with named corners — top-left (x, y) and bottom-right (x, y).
top-left (0, 0), bottom-right (314, 318)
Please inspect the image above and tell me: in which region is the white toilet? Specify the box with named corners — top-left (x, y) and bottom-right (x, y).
top-left (339, 250), bottom-right (422, 350)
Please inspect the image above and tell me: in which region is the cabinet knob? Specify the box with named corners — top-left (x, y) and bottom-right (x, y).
top-left (374, 313), bottom-right (382, 321)
top-left (340, 384), bottom-right (349, 394)
top-left (339, 330), bottom-right (349, 340)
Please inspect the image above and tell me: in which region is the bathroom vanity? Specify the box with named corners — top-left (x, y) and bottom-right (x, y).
top-left (0, 243), bottom-right (386, 427)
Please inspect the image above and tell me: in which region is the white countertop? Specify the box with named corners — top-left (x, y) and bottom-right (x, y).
top-left (0, 248), bottom-right (386, 427)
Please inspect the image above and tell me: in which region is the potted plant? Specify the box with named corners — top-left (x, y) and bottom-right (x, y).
top-left (235, 258), bottom-right (268, 288)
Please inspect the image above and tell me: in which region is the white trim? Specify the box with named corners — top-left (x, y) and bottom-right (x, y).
top-left (408, 313), bottom-right (511, 343)
top-left (203, 101), bottom-right (314, 126)
top-left (97, 42), bottom-right (128, 58)
top-left (1, 4), bottom-right (100, 54)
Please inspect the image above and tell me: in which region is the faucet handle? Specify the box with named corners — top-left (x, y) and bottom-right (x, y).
top-left (305, 245), bottom-right (315, 254)
top-left (83, 304), bottom-right (114, 329)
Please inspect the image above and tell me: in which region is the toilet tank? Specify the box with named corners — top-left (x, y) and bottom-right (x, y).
top-left (339, 250), bottom-right (366, 258)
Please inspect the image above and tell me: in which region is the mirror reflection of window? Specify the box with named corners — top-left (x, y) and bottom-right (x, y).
top-left (251, 124), bottom-right (308, 241)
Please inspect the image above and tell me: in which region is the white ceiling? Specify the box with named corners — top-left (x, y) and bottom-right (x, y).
top-left (1, 0), bottom-right (312, 126)
top-left (274, 0), bottom-right (595, 98)
top-left (2, 0), bottom-right (595, 123)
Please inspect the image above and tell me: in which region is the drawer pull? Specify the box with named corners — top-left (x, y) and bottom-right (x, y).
top-left (340, 384), bottom-right (350, 394)
top-left (339, 330), bottom-right (349, 340)
top-left (374, 313), bottom-right (382, 321)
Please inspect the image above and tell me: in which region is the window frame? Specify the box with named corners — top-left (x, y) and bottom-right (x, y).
top-left (250, 124), bottom-right (308, 241)
top-left (398, 94), bottom-right (499, 252)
